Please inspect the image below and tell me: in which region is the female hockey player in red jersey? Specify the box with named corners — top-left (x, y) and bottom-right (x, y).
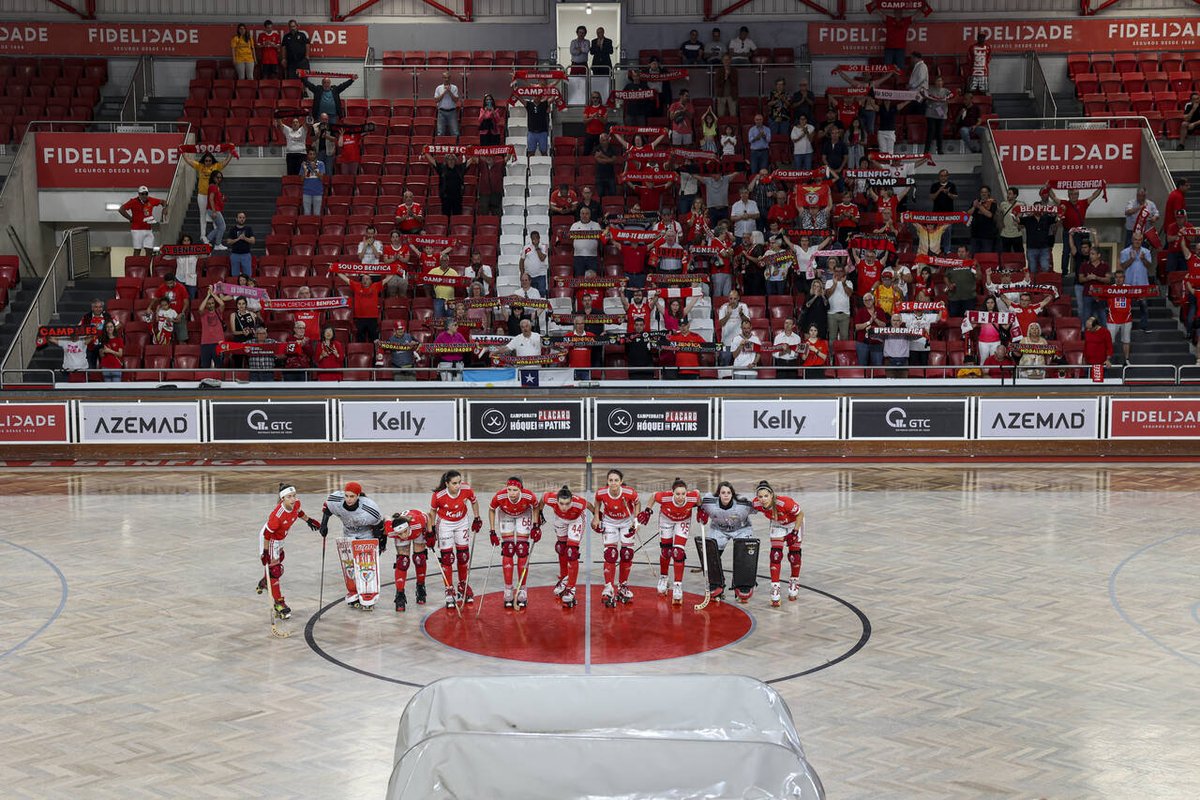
top-left (258, 483), bottom-right (321, 620)
top-left (429, 470), bottom-right (482, 609)
top-left (638, 477), bottom-right (701, 604)
top-left (593, 468), bottom-right (642, 607)
top-left (384, 509), bottom-right (431, 612)
top-left (752, 480), bottom-right (804, 607)
top-left (487, 477), bottom-right (540, 610)
top-left (538, 485), bottom-right (592, 608)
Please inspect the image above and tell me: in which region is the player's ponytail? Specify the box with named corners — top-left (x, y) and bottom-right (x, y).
top-left (607, 468), bottom-right (624, 483)
top-left (755, 480), bottom-right (775, 502)
top-left (435, 469), bottom-right (462, 492)
top-left (671, 477), bottom-right (687, 490)
top-left (557, 485), bottom-right (573, 500)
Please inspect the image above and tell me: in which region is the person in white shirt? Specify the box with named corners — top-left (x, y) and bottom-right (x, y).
top-left (907, 52), bottom-right (929, 96)
top-left (357, 226), bottom-right (384, 264)
top-left (569, 207), bottom-right (602, 277)
top-left (519, 230), bottom-right (549, 295)
top-left (50, 332), bottom-right (94, 380)
top-left (791, 231), bottom-right (832, 282)
top-left (1123, 187), bottom-right (1159, 247)
top-left (464, 252), bottom-right (495, 292)
top-left (727, 26), bottom-right (756, 64)
top-left (790, 116), bottom-right (815, 170)
top-left (511, 272), bottom-right (546, 330)
top-left (726, 318), bottom-right (761, 378)
top-left (718, 289), bottom-right (751, 344)
top-left (772, 317), bottom-right (803, 378)
top-left (730, 187), bottom-right (759, 238)
top-left (278, 117), bottom-right (309, 176)
top-left (899, 289), bottom-right (940, 368)
top-left (704, 28), bottom-right (725, 64)
top-left (433, 72), bottom-right (461, 136)
top-left (505, 318), bottom-right (544, 357)
top-left (823, 260), bottom-right (854, 341)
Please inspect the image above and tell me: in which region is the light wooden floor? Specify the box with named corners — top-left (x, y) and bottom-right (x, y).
top-left (2, 464), bottom-right (1199, 799)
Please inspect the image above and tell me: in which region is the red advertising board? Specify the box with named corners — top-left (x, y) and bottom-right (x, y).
top-left (37, 132), bottom-right (185, 190)
top-left (0, 22), bottom-right (367, 59)
top-left (0, 403), bottom-right (69, 444)
top-left (808, 17), bottom-right (1200, 56)
top-left (1110, 398), bottom-right (1200, 438)
top-left (992, 128), bottom-right (1141, 186)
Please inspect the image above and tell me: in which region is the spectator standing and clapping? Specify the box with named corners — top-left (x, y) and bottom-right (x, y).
top-left (790, 115), bottom-right (814, 170)
top-left (98, 321), bottom-right (124, 383)
top-left (969, 186), bottom-right (998, 254)
top-left (357, 226), bottom-right (384, 264)
top-left (1076, 244), bottom-right (1111, 328)
top-left (771, 317), bottom-right (802, 377)
top-left (119, 186), bottom-right (163, 257)
top-left (824, 262), bottom-right (854, 341)
top-left (311, 113), bottom-right (337, 174)
top-left (714, 54), bottom-right (738, 119)
top-left (1120, 231), bottom-right (1154, 333)
top-left (231, 23), bottom-right (255, 80)
top-left (923, 76), bottom-right (951, 155)
top-left (426, 150), bottom-right (467, 216)
top-left (726, 318), bottom-right (761, 379)
top-left (281, 20), bottom-right (309, 78)
top-left (279, 117), bottom-right (308, 176)
top-left (746, 114), bottom-right (771, 175)
top-left (767, 79), bottom-right (792, 136)
top-left (799, 322), bottom-right (830, 379)
top-left (434, 73), bottom-right (462, 137)
top-left (1020, 204), bottom-right (1057, 274)
top-left (478, 94), bottom-right (505, 146)
top-left (998, 188), bottom-right (1024, 253)
top-left (591, 28), bottom-right (614, 76)
top-left (570, 26), bottom-right (590, 72)
top-left (1123, 187), bottom-right (1159, 248)
top-left (668, 90), bottom-right (695, 146)
top-left (339, 272), bottom-right (398, 342)
top-left (907, 52), bottom-right (930, 104)
top-left (154, 273), bottom-right (191, 343)
top-left (283, 322), bottom-right (313, 382)
top-left (299, 149), bottom-right (325, 216)
top-left (205, 170), bottom-right (227, 251)
top-left (314, 326), bottom-right (344, 382)
top-left (956, 91), bottom-right (983, 153)
top-left (875, 4), bottom-right (928, 71)
top-left (1083, 316), bottom-right (1113, 370)
top-left (182, 150), bottom-right (232, 245)
top-left (197, 287), bottom-right (225, 369)
top-left (520, 231), bottom-right (549, 296)
top-left (224, 211), bottom-right (256, 278)
top-left (256, 20), bottom-right (281, 80)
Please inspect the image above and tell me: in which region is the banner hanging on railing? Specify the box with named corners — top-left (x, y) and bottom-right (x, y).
top-left (0, 22), bottom-right (368, 58)
top-left (992, 128), bottom-right (1141, 185)
top-left (808, 17), bottom-right (1200, 56)
top-left (36, 132), bottom-right (185, 190)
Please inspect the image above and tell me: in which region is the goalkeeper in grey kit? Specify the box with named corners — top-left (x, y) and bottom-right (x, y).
top-left (697, 481), bottom-right (761, 602)
top-left (320, 480), bottom-right (388, 610)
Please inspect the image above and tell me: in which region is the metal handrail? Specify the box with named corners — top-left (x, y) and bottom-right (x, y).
top-left (119, 55), bottom-right (153, 124)
top-left (1025, 53), bottom-right (1058, 120)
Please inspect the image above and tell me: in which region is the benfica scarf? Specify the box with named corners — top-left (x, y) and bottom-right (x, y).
top-left (501, 294), bottom-right (551, 311)
top-left (657, 286), bottom-right (703, 299)
top-left (406, 234), bottom-right (458, 249)
top-left (896, 301), bottom-right (947, 314)
top-left (1012, 203), bottom-right (1058, 217)
top-left (217, 341), bottom-right (302, 356)
top-left (462, 297), bottom-right (501, 310)
top-left (551, 314), bottom-right (624, 325)
top-left (261, 296), bottom-right (348, 311)
top-left (626, 146), bottom-right (671, 163)
top-left (472, 334), bottom-right (512, 347)
top-left (917, 254), bottom-right (975, 269)
top-left (608, 228), bottom-right (660, 245)
top-left (611, 125), bottom-right (668, 138)
top-left (690, 245), bottom-right (724, 257)
top-left (871, 151), bottom-right (936, 167)
top-left (179, 143), bottom-right (239, 159)
top-left (873, 88), bottom-right (920, 102)
top-left (633, 68), bottom-right (688, 82)
top-left (494, 352), bottom-right (567, 367)
top-left (849, 234), bottom-right (897, 253)
top-left (414, 272), bottom-right (470, 288)
top-left (789, 228), bottom-right (834, 239)
top-left (648, 272), bottom-right (708, 285)
top-left (671, 147), bottom-right (719, 162)
top-left (509, 85), bottom-right (566, 110)
top-left (160, 243), bottom-right (211, 257)
top-left (329, 262), bottom-right (403, 276)
top-left (826, 86), bottom-right (870, 96)
top-left (297, 69), bottom-right (356, 80)
top-left (379, 341), bottom-right (419, 352)
top-left (37, 325), bottom-right (98, 347)
top-left (213, 281), bottom-right (269, 300)
top-left (846, 169), bottom-right (914, 187)
top-left (815, 248), bottom-right (849, 258)
top-left (867, 0), bottom-right (933, 12)
top-left (568, 229), bottom-right (604, 241)
top-left (1015, 343), bottom-right (1060, 356)
top-left (608, 89), bottom-right (658, 106)
top-left (662, 341), bottom-right (722, 353)
top-left (1132, 204), bottom-right (1162, 248)
top-left (619, 170), bottom-right (677, 185)
top-left (549, 333), bottom-right (603, 348)
top-left (902, 211), bottom-right (971, 226)
top-left (514, 69), bottom-right (566, 81)
top-left (1088, 285), bottom-right (1159, 298)
top-left (992, 282), bottom-right (1060, 298)
top-left (1046, 178), bottom-right (1107, 200)
top-left (871, 327), bottom-right (924, 337)
top-left (834, 64), bottom-right (902, 75)
top-left (469, 144), bottom-right (517, 159)
top-left (558, 277), bottom-right (624, 289)
top-left (419, 343), bottom-right (477, 355)
top-left (964, 310), bottom-right (1017, 327)
top-left (769, 169), bottom-right (828, 184)
top-left (330, 121), bottom-right (375, 134)
top-left (423, 144), bottom-right (468, 156)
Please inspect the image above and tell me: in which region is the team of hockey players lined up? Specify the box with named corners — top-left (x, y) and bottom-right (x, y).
top-left (257, 471), bottom-right (805, 621)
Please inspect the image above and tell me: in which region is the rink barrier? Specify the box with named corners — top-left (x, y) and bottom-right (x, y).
top-left (3, 396), bottom-right (1200, 444)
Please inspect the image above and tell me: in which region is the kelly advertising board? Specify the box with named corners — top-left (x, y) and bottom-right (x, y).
top-left (977, 398), bottom-right (1100, 440)
top-left (0, 403), bottom-right (70, 444)
top-left (1109, 398), bottom-right (1200, 439)
top-left (808, 17), bottom-right (1200, 57)
top-left (467, 401), bottom-right (584, 441)
top-left (37, 132), bottom-right (185, 191)
top-left (0, 22), bottom-right (367, 58)
top-left (721, 399), bottom-right (839, 441)
top-left (78, 402), bottom-right (201, 443)
top-left (210, 402), bottom-right (329, 443)
top-left (593, 400), bottom-right (712, 441)
top-left (340, 400), bottom-right (458, 442)
top-left (992, 128), bottom-right (1141, 186)
top-left (849, 399), bottom-right (969, 440)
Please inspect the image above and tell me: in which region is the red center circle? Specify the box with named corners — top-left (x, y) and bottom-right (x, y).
top-left (422, 585), bottom-right (754, 665)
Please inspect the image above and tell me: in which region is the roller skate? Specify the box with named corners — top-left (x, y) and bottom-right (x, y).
top-left (710, 585), bottom-right (725, 603)
top-left (671, 581), bottom-right (683, 605)
top-left (457, 581), bottom-right (474, 605)
top-left (601, 583), bottom-right (617, 608)
top-left (273, 600), bottom-right (291, 620)
top-left (561, 587), bottom-right (577, 608)
top-left (516, 587), bottom-right (528, 610)
top-left (553, 576), bottom-right (568, 597)
top-left (788, 578), bottom-right (800, 602)
top-left (503, 586), bottom-right (515, 609)
top-left (256, 576), bottom-right (267, 595)
top-left (617, 583), bottom-right (634, 605)
top-left (415, 583), bottom-right (427, 605)
top-left (657, 575), bottom-right (669, 596)
top-left (395, 590), bottom-right (407, 613)
top-left (733, 586), bottom-right (753, 604)
top-left (444, 588), bottom-right (456, 609)
top-left (770, 583), bottom-right (781, 608)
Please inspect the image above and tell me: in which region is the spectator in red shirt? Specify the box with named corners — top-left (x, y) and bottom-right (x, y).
top-left (336, 126), bottom-right (362, 176)
top-left (1083, 315), bottom-right (1113, 369)
top-left (982, 343), bottom-right (1015, 379)
top-left (119, 187), bottom-right (164, 256)
top-left (314, 326), bottom-right (345, 382)
top-left (876, 5), bottom-right (927, 72)
top-left (565, 314), bottom-right (597, 378)
top-left (853, 292), bottom-right (888, 367)
top-left (549, 183), bottom-right (580, 216)
top-left (339, 273), bottom-right (399, 342)
top-left (583, 91), bottom-right (608, 155)
top-left (667, 318), bottom-right (707, 379)
top-left (1047, 184), bottom-right (1104, 275)
top-left (394, 190), bottom-right (424, 234)
top-left (256, 20), bottom-right (281, 79)
top-left (1164, 178), bottom-right (1188, 231)
top-left (153, 274), bottom-right (191, 343)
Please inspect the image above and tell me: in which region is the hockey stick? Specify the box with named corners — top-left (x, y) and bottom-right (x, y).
top-left (318, 534), bottom-right (327, 612)
top-left (512, 536), bottom-right (536, 612)
top-left (693, 523), bottom-right (711, 611)
top-left (474, 540), bottom-right (497, 618)
top-left (454, 526), bottom-right (477, 617)
top-left (266, 560), bottom-right (292, 639)
top-left (624, 497), bottom-right (658, 578)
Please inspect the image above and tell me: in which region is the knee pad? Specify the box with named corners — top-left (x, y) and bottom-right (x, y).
top-left (439, 549), bottom-right (455, 567)
top-left (456, 547), bottom-right (470, 565)
top-left (515, 540), bottom-right (530, 558)
top-left (659, 542), bottom-right (673, 557)
top-left (268, 563), bottom-right (283, 579)
top-left (769, 546), bottom-right (784, 564)
top-left (395, 554), bottom-right (411, 572)
top-left (565, 543), bottom-right (580, 562)
top-left (603, 545), bottom-right (619, 564)
top-left (500, 540), bottom-right (515, 557)
top-left (555, 540), bottom-right (566, 556)
top-left (620, 546), bottom-right (634, 564)
top-left (672, 546), bottom-right (687, 563)
top-left (788, 549), bottom-right (802, 567)
top-left (412, 551), bottom-right (427, 567)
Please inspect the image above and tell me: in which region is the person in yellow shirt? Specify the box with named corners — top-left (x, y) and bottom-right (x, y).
top-left (871, 268), bottom-right (904, 316)
top-left (231, 23), bottom-right (255, 80)
top-left (182, 150), bottom-right (233, 244)
top-left (426, 254), bottom-right (460, 321)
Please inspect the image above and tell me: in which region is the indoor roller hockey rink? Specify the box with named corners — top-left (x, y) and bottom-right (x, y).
top-left (2, 462), bottom-right (1200, 798)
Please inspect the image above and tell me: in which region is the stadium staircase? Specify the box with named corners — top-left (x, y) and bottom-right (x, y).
top-left (178, 176), bottom-right (279, 256)
top-left (496, 105), bottom-right (542, 298)
top-left (25, 277), bottom-right (119, 378)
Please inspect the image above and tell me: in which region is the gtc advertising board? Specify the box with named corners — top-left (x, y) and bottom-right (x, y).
top-left (721, 399), bottom-right (839, 440)
top-left (593, 400), bottom-right (712, 440)
top-left (849, 399), bottom-right (968, 440)
top-left (37, 133), bottom-right (185, 190)
top-left (1109, 398), bottom-right (1200, 438)
top-left (0, 403), bottom-right (70, 444)
top-left (340, 400), bottom-right (458, 442)
top-left (466, 401), bottom-right (584, 441)
top-left (78, 402), bottom-right (201, 443)
top-left (977, 398), bottom-right (1099, 440)
top-left (992, 128), bottom-right (1141, 185)
top-left (0, 22), bottom-right (367, 58)
top-left (210, 402), bottom-right (329, 442)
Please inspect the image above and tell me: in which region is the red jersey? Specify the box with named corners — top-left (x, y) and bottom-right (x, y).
top-left (883, 14), bottom-right (912, 50)
top-left (752, 494), bottom-right (801, 527)
top-left (121, 196), bottom-right (162, 230)
top-left (263, 500), bottom-right (303, 541)
top-left (395, 202), bottom-right (424, 233)
top-left (349, 280), bottom-right (383, 319)
top-left (153, 283), bottom-right (187, 315)
top-left (208, 184), bottom-right (225, 214)
top-left (855, 259), bottom-right (884, 294)
top-left (835, 201), bottom-right (860, 229)
top-left (564, 332), bottom-right (595, 367)
top-left (668, 331), bottom-right (706, 372)
top-left (339, 132), bottom-right (361, 163)
top-left (1010, 304), bottom-right (1041, 337)
top-left (969, 43), bottom-right (992, 77)
top-left (257, 30), bottom-right (280, 63)
top-left (489, 487), bottom-right (538, 516)
top-left (681, 211), bottom-right (709, 243)
top-left (625, 300), bottom-right (653, 333)
top-left (1059, 199), bottom-right (1089, 230)
top-left (431, 485), bottom-right (476, 522)
top-left (390, 509), bottom-right (429, 541)
top-left (1107, 293), bottom-right (1133, 325)
top-left (294, 309), bottom-right (320, 340)
top-left (583, 104), bottom-right (608, 135)
top-left (653, 490), bottom-right (700, 522)
top-left (542, 491), bottom-right (588, 521)
top-left (595, 486), bottom-right (638, 522)
top-left (876, 193), bottom-right (898, 221)
top-left (1188, 253), bottom-right (1200, 272)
